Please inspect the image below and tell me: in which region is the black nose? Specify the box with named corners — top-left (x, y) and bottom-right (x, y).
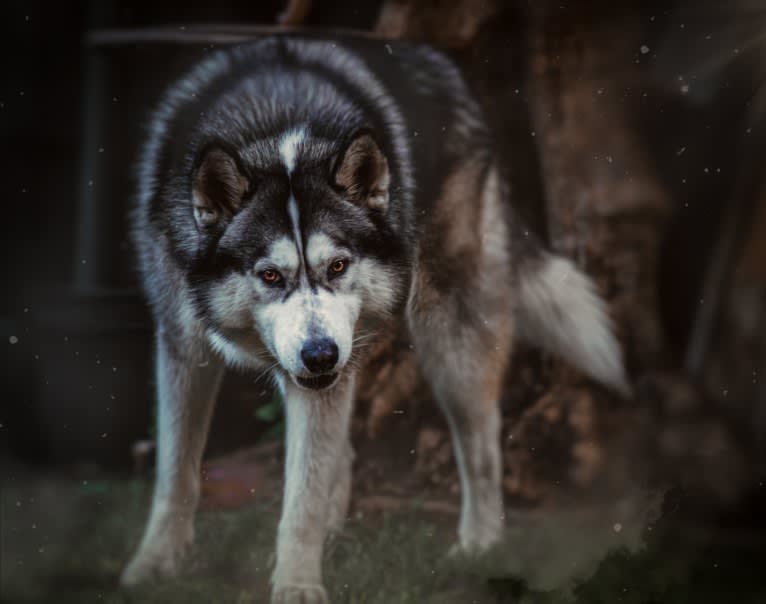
top-left (300, 338), bottom-right (339, 374)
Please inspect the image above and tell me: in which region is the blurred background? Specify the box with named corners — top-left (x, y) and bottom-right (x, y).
top-left (1, 1), bottom-right (765, 602)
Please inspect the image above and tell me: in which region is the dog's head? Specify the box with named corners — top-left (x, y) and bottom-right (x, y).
top-left (185, 127), bottom-right (406, 390)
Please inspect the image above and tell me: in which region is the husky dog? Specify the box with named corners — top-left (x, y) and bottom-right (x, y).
top-left (121, 35), bottom-right (629, 602)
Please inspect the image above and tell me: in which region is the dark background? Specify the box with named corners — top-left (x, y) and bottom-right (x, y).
top-left (1, 1), bottom-right (765, 602)
top-left (0, 1), bottom-right (387, 469)
top-left (0, 0), bottom-right (762, 475)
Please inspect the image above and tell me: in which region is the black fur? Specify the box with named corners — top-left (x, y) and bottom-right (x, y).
top-left (133, 35), bottom-right (493, 326)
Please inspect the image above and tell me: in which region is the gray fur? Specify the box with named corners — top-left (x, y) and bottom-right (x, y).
top-left (123, 34), bottom-right (631, 603)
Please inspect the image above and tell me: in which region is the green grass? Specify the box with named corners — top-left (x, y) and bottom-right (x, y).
top-left (2, 476), bottom-right (765, 603)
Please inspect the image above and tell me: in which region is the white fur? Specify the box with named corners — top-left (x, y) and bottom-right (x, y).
top-left (305, 233), bottom-right (344, 268)
top-left (206, 272), bottom-right (255, 328)
top-left (355, 258), bottom-right (399, 316)
top-left (257, 292), bottom-right (311, 376)
top-left (206, 329), bottom-right (264, 370)
top-left (279, 127), bottom-right (306, 174)
top-left (263, 236), bottom-right (301, 275)
top-left (255, 287), bottom-right (359, 381)
top-left (518, 254), bottom-right (630, 395)
top-left (199, 232), bottom-right (376, 384)
top-left (287, 196), bottom-right (304, 261)
top-left (311, 290), bottom-right (360, 366)
top-left (121, 335), bottom-right (224, 587)
top-left (272, 375), bottom-right (355, 600)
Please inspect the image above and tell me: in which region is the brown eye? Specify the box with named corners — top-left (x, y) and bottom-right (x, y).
top-left (260, 269), bottom-right (282, 285)
top-left (330, 259), bottom-right (347, 276)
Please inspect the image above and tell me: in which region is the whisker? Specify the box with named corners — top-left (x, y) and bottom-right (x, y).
top-left (352, 332), bottom-right (379, 345)
top-left (253, 358), bottom-right (281, 383)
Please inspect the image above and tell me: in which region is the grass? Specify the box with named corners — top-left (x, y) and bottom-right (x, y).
top-left (2, 475), bottom-right (765, 603)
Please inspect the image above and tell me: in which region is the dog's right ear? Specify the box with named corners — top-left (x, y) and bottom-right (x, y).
top-left (333, 133), bottom-right (390, 212)
top-left (192, 147), bottom-right (248, 229)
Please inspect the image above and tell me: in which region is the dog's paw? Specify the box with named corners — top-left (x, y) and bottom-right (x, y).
top-left (121, 516), bottom-right (195, 587)
top-left (271, 583), bottom-right (328, 604)
top-left (446, 535), bottom-right (501, 559)
top-left (120, 557), bottom-right (172, 586)
top-left (447, 541), bottom-right (477, 560)
top-left (447, 517), bottom-right (505, 559)
top-left (120, 543), bottom-right (186, 586)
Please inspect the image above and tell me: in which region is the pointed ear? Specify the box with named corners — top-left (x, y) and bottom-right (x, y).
top-left (192, 147), bottom-right (248, 228)
top-left (333, 133), bottom-right (390, 211)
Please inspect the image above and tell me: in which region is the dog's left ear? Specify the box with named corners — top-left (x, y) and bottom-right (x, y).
top-left (192, 147), bottom-right (248, 229)
top-left (333, 133), bottom-right (390, 211)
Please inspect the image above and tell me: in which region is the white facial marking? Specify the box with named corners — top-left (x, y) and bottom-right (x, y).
top-left (256, 291), bottom-right (310, 376)
top-left (260, 236), bottom-right (300, 274)
top-left (287, 196), bottom-right (304, 259)
top-left (306, 232), bottom-right (344, 268)
top-left (311, 289), bottom-right (360, 367)
top-left (255, 286), bottom-right (361, 380)
top-left (280, 128), bottom-right (309, 274)
top-left (279, 127), bottom-right (306, 174)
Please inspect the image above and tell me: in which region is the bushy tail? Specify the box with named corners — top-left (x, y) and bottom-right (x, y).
top-left (516, 253), bottom-right (631, 397)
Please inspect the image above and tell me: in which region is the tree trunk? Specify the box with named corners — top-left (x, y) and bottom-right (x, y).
top-left (526, 4), bottom-right (671, 373)
top-left (354, 0), bottom-right (674, 502)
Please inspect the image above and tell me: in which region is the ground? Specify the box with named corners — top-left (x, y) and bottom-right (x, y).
top-left (3, 463), bottom-right (765, 604)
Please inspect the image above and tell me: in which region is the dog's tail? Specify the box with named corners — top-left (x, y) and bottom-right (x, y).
top-left (516, 252), bottom-right (631, 397)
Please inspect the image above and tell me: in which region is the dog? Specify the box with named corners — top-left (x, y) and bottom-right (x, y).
top-left (120, 34), bottom-right (629, 603)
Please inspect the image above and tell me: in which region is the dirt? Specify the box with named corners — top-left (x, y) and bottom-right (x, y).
top-left (3, 451), bottom-right (765, 603)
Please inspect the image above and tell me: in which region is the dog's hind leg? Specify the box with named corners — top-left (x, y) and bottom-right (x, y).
top-left (121, 329), bottom-right (224, 585)
top-left (409, 302), bottom-right (512, 552)
top-left (407, 163), bottom-right (513, 552)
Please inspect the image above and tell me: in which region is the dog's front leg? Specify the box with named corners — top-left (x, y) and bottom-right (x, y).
top-left (121, 329), bottom-right (224, 585)
top-left (271, 375), bottom-right (355, 604)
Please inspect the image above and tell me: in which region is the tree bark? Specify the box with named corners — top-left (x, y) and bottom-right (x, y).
top-left (352, 0), bottom-right (675, 502)
top-left (526, 4), bottom-right (671, 373)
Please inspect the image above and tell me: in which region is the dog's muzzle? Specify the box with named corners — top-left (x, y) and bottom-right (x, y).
top-left (295, 337), bottom-right (340, 390)
top-left (295, 372), bottom-right (339, 390)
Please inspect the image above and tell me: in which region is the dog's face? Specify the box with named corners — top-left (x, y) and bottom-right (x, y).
top-left (249, 231), bottom-right (364, 390)
top-left (185, 129), bottom-right (404, 391)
